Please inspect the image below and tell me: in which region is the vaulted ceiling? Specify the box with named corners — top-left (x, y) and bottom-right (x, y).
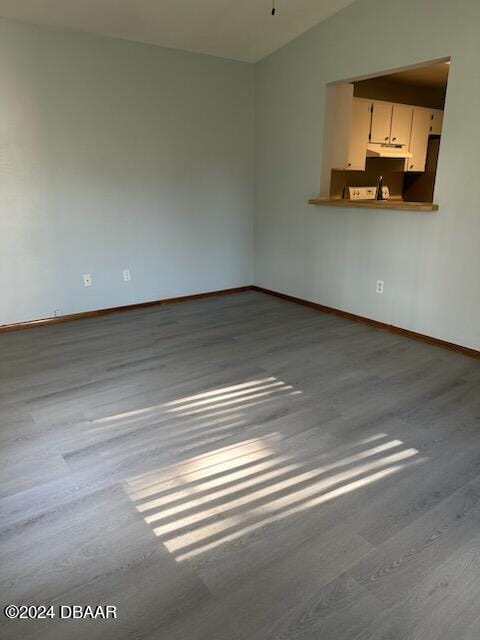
top-left (0, 0), bottom-right (357, 63)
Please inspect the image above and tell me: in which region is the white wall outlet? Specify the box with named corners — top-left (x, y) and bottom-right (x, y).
top-left (123, 269), bottom-right (131, 282)
top-left (83, 273), bottom-right (92, 287)
top-left (376, 280), bottom-right (385, 294)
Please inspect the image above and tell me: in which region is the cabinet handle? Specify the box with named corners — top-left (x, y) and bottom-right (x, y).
top-left (347, 163), bottom-right (351, 167)
top-left (392, 137), bottom-right (397, 141)
top-left (410, 164), bottom-right (414, 169)
top-left (385, 136), bottom-right (389, 141)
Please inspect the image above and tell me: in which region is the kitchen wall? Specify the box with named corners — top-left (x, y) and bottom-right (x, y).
top-left (254, 0), bottom-right (480, 351)
top-left (0, 19), bottom-right (254, 325)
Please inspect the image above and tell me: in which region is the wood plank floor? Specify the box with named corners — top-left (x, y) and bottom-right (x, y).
top-left (1, 290), bottom-right (479, 639)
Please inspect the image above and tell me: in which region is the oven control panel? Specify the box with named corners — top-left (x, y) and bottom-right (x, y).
top-left (347, 186), bottom-right (377, 200)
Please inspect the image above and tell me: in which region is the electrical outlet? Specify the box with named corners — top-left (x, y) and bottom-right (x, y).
top-left (123, 269), bottom-right (131, 282)
top-left (83, 274), bottom-right (92, 287)
top-left (376, 280), bottom-right (384, 294)
top-left (53, 309), bottom-right (63, 317)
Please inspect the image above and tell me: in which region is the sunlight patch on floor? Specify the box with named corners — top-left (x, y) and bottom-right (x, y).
top-left (122, 376), bottom-right (425, 565)
top-left (125, 430), bottom-right (424, 563)
top-left (94, 377), bottom-right (296, 424)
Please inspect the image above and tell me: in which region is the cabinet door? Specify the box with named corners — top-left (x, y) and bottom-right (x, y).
top-left (370, 102), bottom-right (392, 143)
top-left (346, 99), bottom-right (371, 170)
top-left (406, 108), bottom-right (431, 172)
top-left (390, 104), bottom-right (413, 145)
top-left (429, 109), bottom-right (444, 135)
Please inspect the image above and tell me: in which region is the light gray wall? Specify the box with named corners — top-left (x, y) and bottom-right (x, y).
top-left (2, 2), bottom-right (479, 351)
top-left (0, 19), bottom-right (254, 325)
top-left (254, 0), bottom-right (480, 351)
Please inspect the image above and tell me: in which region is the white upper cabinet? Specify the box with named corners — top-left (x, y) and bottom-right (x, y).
top-left (390, 104), bottom-right (413, 145)
top-left (406, 107), bottom-right (432, 172)
top-left (429, 109), bottom-right (444, 135)
top-left (323, 86), bottom-right (370, 174)
top-left (346, 98), bottom-right (372, 170)
top-left (370, 102), bottom-right (392, 143)
top-left (370, 101), bottom-right (413, 145)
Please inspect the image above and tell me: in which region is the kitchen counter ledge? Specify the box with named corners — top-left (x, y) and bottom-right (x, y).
top-left (308, 198), bottom-right (439, 212)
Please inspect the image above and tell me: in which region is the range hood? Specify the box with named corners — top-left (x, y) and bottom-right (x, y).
top-left (366, 143), bottom-right (413, 159)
